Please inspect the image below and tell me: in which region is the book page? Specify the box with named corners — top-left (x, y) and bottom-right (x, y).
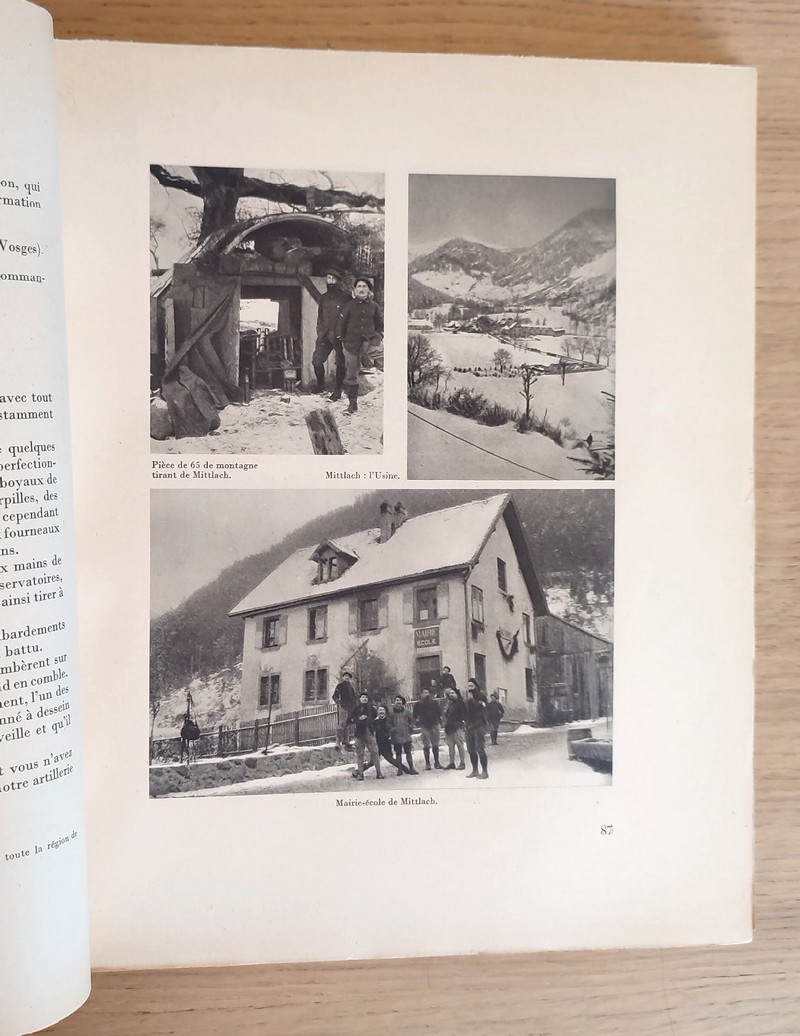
top-left (0, 1), bottom-right (90, 1032)
top-left (55, 41), bottom-right (754, 967)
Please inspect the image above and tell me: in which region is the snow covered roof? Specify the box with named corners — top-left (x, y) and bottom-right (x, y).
top-left (230, 494), bottom-right (547, 617)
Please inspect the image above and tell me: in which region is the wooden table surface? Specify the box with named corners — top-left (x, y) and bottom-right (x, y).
top-left (39, 1), bottom-right (798, 1033)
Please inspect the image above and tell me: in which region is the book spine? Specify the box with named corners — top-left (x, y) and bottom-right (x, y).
top-left (0, 2), bottom-right (90, 1033)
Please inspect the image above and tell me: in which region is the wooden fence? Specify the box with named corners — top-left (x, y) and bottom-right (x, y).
top-left (150, 704), bottom-right (339, 764)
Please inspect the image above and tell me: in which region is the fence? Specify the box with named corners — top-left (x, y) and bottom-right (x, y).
top-left (150, 704), bottom-right (339, 765)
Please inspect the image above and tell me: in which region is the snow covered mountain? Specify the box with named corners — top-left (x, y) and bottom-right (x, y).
top-left (408, 209), bottom-right (616, 312)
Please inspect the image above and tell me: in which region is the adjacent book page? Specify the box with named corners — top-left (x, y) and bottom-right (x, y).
top-left (0, 2), bottom-right (90, 1033)
top-left (55, 40), bottom-right (755, 968)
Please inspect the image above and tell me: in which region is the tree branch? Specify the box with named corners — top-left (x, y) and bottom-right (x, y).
top-left (235, 174), bottom-right (384, 212)
top-left (150, 165), bottom-right (204, 197)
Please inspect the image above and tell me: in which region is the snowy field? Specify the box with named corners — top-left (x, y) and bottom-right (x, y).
top-left (168, 722), bottom-right (612, 797)
top-left (408, 404), bottom-right (587, 480)
top-left (427, 332), bottom-right (614, 441)
top-left (152, 378), bottom-right (383, 456)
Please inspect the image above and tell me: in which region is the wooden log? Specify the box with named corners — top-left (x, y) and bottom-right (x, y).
top-left (306, 407), bottom-right (346, 455)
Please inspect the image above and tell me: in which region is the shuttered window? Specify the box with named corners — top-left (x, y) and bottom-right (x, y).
top-left (471, 586), bottom-right (485, 625)
top-left (308, 605), bottom-right (327, 642)
top-left (259, 673), bottom-right (281, 707)
top-left (415, 585), bottom-right (437, 622)
top-left (355, 593), bottom-right (388, 633)
top-left (304, 668), bottom-right (329, 703)
top-left (262, 613), bottom-right (287, 648)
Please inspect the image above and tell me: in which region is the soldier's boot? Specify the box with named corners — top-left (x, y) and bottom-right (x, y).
top-left (423, 747), bottom-right (431, 770)
top-left (433, 747), bottom-right (443, 769)
top-left (329, 367), bottom-right (345, 402)
top-left (345, 387), bottom-right (358, 414)
top-left (312, 363), bottom-right (326, 393)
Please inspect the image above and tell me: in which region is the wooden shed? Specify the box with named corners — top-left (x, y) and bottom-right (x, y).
top-left (150, 213), bottom-right (378, 435)
top-left (534, 615), bottom-right (612, 724)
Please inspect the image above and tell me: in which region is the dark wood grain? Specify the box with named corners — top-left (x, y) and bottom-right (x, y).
top-left (37, 1), bottom-right (800, 1032)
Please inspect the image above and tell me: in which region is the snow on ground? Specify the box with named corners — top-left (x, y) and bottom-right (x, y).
top-left (169, 723), bottom-right (612, 797)
top-left (408, 403), bottom-right (589, 481)
top-left (152, 379), bottom-right (383, 456)
top-left (424, 332), bottom-right (614, 441)
top-left (153, 665), bottom-right (242, 738)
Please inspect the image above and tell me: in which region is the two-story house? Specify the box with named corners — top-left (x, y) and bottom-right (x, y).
top-left (229, 494), bottom-right (611, 726)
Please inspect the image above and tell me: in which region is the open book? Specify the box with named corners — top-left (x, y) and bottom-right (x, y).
top-left (1, 1), bottom-right (756, 1032)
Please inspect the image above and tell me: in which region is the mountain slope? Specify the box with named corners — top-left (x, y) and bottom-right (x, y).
top-left (409, 210), bottom-right (616, 315)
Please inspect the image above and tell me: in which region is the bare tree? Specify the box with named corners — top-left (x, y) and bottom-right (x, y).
top-left (493, 347), bottom-right (512, 372)
top-left (149, 216), bottom-right (166, 270)
top-left (408, 332), bottom-right (447, 388)
top-left (519, 365), bottom-right (539, 420)
top-left (150, 166), bottom-right (385, 245)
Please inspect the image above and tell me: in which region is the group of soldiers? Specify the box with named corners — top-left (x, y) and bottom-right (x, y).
top-left (311, 268), bottom-right (384, 415)
top-left (332, 667), bottom-right (506, 782)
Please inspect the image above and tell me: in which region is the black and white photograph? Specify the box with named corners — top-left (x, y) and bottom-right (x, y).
top-left (407, 174), bottom-right (615, 480)
top-left (149, 488), bottom-right (614, 797)
top-left (150, 166), bottom-right (385, 455)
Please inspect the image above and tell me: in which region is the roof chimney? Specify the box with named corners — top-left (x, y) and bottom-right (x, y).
top-left (394, 501), bottom-right (407, 528)
top-left (379, 501), bottom-right (394, 544)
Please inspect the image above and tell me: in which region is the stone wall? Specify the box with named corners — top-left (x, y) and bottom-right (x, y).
top-left (149, 742), bottom-right (346, 797)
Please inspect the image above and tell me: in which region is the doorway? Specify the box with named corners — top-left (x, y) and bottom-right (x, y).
top-left (415, 654), bottom-right (442, 697)
top-left (239, 284), bottom-right (303, 389)
top-left (473, 653), bottom-right (487, 692)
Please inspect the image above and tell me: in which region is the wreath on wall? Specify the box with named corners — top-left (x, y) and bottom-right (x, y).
top-left (496, 628), bottom-right (520, 661)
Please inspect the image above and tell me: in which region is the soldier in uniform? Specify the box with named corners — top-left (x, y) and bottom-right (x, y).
top-left (335, 276), bottom-right (384, 415)
top-left (312, 268), bottom-right (350, 400)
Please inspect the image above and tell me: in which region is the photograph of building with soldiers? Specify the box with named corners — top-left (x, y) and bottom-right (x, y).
top-left (149, 488), bottom-right (614, 797)
top-left (407, 174), bottom-right (615, 480)
top-left (149, 166), bottom-right (385, 456)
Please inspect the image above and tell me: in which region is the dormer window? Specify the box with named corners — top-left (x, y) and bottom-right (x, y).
top-left (310, 540), bottom-right (357, 584)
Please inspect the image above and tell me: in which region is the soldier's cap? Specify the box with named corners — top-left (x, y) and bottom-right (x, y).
top-left (341, 670), bottom-right (353, 679)
top-left (325, 267), bottom-right (343, 280)
top-left (354, 275), bottom-right (374, 291)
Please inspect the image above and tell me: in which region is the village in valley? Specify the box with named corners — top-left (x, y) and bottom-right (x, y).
top-left (149, 166), bottom-right (385, 456)
top-left (406, 176), bottom-right (616, 480)
top-left (148, 490), bottom-right (614, 798)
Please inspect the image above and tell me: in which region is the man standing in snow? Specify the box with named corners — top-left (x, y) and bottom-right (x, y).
top-left (332, 670), bottom-right (357, 749)
top-left (312, 267), bottom-right (350, 400)
top-left (349, 692), bottom-right (382, 781)
top-left (486, 691), bottom-right (505, 746)
top-left (389, 694), bottom-right (418, 776)
top-left (412, 687), bottom-right (443, 770)
top-left (465, 679), bottom-right (489, 780)
top-left (335, 276), bottom-right (383, 415)
top-left (443, 686), bottom-right (467, 770)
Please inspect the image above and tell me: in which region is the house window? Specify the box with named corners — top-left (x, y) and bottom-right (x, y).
top-left (308, 605), bottom-right (327, 642)
top-left (259, 673), bottom-right (281, 708)
top-left (415, 585), bottom-right (438, 623)
top-left (317, 557), bottom-right (339, 583)
top-left (304, 667), bottom-right (329, 704)
top-left (523, 613), bottom-right (532, 646)
top-left (359, 596), bottom-right (380, 632)
top-left (497, 558), bottom-right (508, 593)
top-left (525, 668), bottom-right (535, 701)
top-left (262, 614), bottom-right (283, 648)
top-left (471, 585), bottom-right (484, 625)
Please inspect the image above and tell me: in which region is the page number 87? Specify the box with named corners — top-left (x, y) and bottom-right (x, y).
top-left (600, 824), bottom-right (614, 836)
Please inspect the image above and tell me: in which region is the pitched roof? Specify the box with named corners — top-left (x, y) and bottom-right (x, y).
top-left (230, 494), bottom-right (548, 617)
